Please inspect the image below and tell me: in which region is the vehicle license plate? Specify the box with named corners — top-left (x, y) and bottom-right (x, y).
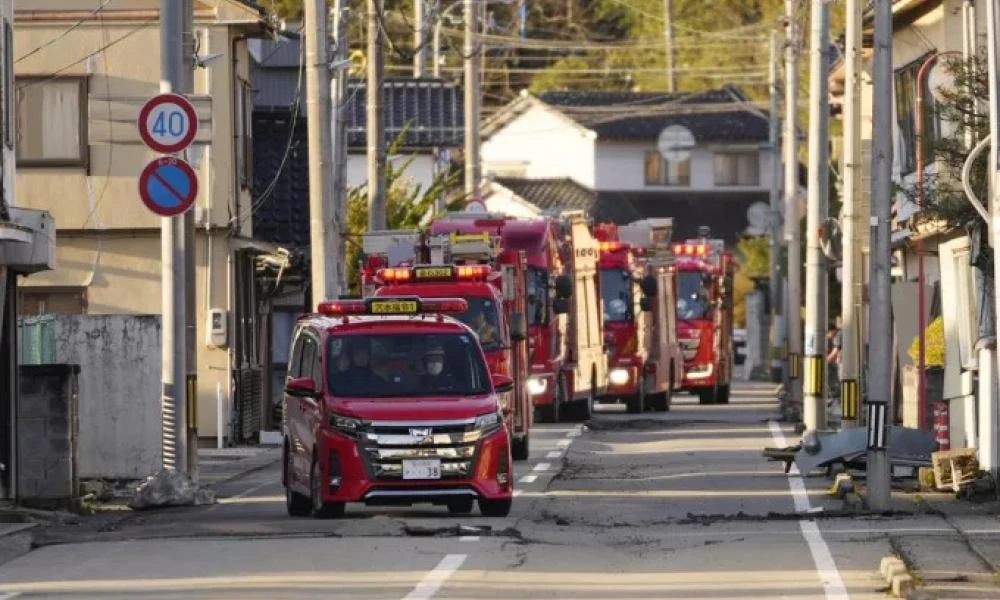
top-left (402, 459), bottom-right (442, 480)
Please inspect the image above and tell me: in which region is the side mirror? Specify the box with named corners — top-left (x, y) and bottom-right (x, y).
top-left (639, 274), bottom-right (657, 297)
top-left (552, 297), bottom-right (570, 315)
top-left (640, 296), bottom-right (654, 312)
top-left (285, 376), bottom-right (319, 398)
top-left (554, 274), bottom-right (573, 299)
top-left (509, 312), bottom-right (527, 342)
top-left (492, 373), bottom-right (514, 394)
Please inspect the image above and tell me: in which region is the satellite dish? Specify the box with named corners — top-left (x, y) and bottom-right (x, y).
top-left (745, 202), bottom-right (771, 235)
top-left (657, 125), bottom-right (695, 162)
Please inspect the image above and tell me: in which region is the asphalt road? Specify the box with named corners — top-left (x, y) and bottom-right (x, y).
top-left (0, 382), bottom-right (913, 599)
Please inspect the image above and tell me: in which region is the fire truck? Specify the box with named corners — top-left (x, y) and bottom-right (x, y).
top-left (283, 296), bottom-right (514, 518)
top-left (429, 210), bottom-right (607, 422)
top-left (594, 218), bottom-right (685, 413)
top-left (674, 230), bottom-right (735, 404)
top-left (364, 230), bottom-right (533, 461)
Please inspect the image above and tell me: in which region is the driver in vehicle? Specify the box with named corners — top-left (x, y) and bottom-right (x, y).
top-left (420, 343), bottom-right (459, 389)
top-left (470, 310), bottom-right (500, 347)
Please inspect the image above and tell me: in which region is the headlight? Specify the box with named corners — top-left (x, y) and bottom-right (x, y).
top-left (475, 411), bottom-right (502, 433)
top-left (527, 377), bottom-right (547, 395)
top-left (329, 413), bottom-right (363, 435)
top-left (609, 368), bottom-right (630, 386)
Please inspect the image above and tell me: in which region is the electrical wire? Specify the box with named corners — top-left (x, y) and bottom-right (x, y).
top-left (15, 0), bottom-right (113, 64)
top-left (16, 20), bottom-right (155, 91)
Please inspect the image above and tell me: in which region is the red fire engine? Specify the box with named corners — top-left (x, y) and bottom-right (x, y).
top-left (282, 296), bottom-right (514, 518)
top-left (428, 210), bottom-right (607, 422)
top-left (674, 232), bottom-right (735, 404)
top-left (594, 218), bottom-right (685, 413)
top-left (365, 230), bottom-right (533, 460)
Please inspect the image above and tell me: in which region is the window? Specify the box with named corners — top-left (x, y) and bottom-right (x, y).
top-left (600, 268), bottom-right (634, 322)
top-left (3, 22), bottom-right (13, 150)
top-left (19, 287), bottom-right (87, 315)
top-left (895, 55), bottom-right (939, 175)
top-left (644, 151), bottom-right (690, 186)
top-left (236, 78), bottom-right (253, 189)
top-left (15, 76), bottom-right (87, 167)
top-left (713, 151), bottom-right (759, 186)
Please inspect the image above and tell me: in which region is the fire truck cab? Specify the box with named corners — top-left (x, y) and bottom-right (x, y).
top-left (367, 230), bottom-right (533, 461)
top-left (282, 296), bottom-right (514, 519)
top-left (674, 233), bottom-right (735, 404)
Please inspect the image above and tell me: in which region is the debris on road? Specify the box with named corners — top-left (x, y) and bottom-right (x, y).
top-left (128, 470), bottom-right (216, 510)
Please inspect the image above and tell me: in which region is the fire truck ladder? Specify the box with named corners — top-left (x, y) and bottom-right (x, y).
top-left (428, 231), bottom-right (499, 265)
top-left (361, 229), bottom-right (421, 264)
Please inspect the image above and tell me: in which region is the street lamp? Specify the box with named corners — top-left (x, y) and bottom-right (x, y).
top-left (915, 50), bottom-right (961, 431)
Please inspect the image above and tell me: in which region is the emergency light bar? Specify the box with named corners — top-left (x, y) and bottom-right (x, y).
top-left (673, 243), bottom-right (709, 256)
top-left (599, 241), bottom-right (628, 253)
top-left (377, 264), bottom-right (492, 283)
top-left (317, 296), bottom-right (468, 316)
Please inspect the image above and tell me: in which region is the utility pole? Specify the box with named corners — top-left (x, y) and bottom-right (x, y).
top-left (985, 0), bottom-right (1000, 479)
top-left (662, 0), bottom-right (677, 92)
top-left (368, 0), bottom-right (387, 229)
top-left (414, 0), bottom-right (427, 77)
top-left (181, 0), bottom-right (198, 478)
top-left (306, 0), bottom-right (338, 307)
top-left (159, 0), bottom-right (188, 475)
top-left (840, 0), bottom-right (863, 428)
top-left (803, 0), bottom-right (830, 432)
top-left (768, 31), bottom-right (785, 384)
top-left (463, 0), bottom-right (481, 197)
top-left (866, 0), bottom-right (894, 511)
top-left (331, 1), bottom-right (349, 294)
top-left (784, 0), bottom-right (803, 422)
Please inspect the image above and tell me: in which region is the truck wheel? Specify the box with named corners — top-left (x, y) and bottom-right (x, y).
top-left (568, 372), bottom-right (595, 422)
top-left (447, 497), bottom-right (475, 514)
top-left (512, 432), bottom-right (530, 461)
top-left (285, 446), bottom-right (310, 517)
top-left (698, 387), bottom-right (716, 405)
top-left (310, 458), bottom-right (345, 519)
top-left (716, 384), bottom-right (730, 405)
top-left (478, 497), bottom-right (512, 518)
top-left (553, 373), bottom-right (566, 424)
top-left (626, 376), bottom-right (645, 414)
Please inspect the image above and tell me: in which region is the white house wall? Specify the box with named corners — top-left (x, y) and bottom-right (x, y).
top-left (594, 142), bottom-right (773, 192)
top-left (481, 104), bottom-right (596, 187)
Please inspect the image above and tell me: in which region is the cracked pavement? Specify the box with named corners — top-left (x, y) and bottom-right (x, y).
top-left (0, 381), bottom-right (943, 598)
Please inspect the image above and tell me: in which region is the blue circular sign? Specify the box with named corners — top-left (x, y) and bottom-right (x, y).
top-left (138, 157), bottom-right (198, 217)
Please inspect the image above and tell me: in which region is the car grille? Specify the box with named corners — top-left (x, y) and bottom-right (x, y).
top-left (680, 338), bottom-right (700, 360)
top-left (359, 419), bottom-right (483, 481)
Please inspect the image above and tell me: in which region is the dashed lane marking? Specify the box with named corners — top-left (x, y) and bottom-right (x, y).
top-left (546, 450), bottom-right (563, 459)
top-left (401, 554), bottom-right (467, 600)
top-left (518, 474), bottom-right (538, 483)
top-left (532, 462), bottom-right (551, 472)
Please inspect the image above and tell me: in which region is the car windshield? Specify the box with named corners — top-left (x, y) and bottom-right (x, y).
top-left (327, 332), bottom-right (492, 398)
top-left (454, 297), bottom-right (503, 352)
top-left (600, 268), bottom-right (633, 322)
top-left (677, 271), bottom-right (712, 320)
top-left (526, 266), bottom-right (548, 326)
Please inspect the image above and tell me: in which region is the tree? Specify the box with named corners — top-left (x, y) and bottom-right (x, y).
top-left (343, 130), bottom-right (463, 292)
top-left (732, 235), bottom-right (769, 328)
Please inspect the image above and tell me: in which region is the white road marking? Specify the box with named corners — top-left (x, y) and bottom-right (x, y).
top-left (769, 420), bottom-right (849, 599)
top-left (513, 489), bottom-right (523, 497)
top-left (402, 554), bottom-right (467, 600)
top-left (567, 430), bottom-right (581, 437)
top-left (518, 474), bottom-right (538, 483)
top-left (556, 439), bottom-right (572, 447)
top-left (0, 593), bottom-right (22, 600)
top-left (546, 450), bottom-right (563, 459)
top-left (533, 462), bottom-right (551, 472)
top-left (459, 536), bottom-right (480, 542)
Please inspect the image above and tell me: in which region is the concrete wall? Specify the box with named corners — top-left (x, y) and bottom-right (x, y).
top-left (21, 315), bottom-right (162, 480)
top-left (346, 152), bottom-right (439, 194)
top-left (594, 143), bottom-right (773, 193)
top-left (17, 364), bottom-right (78, 509)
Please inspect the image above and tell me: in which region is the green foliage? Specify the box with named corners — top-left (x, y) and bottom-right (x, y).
top-left (343, 128), bottom-right (463, 292)
top-left (907, 315), bottom-right (945, 368)
top-left (732, 235), bottom-right (770, 327)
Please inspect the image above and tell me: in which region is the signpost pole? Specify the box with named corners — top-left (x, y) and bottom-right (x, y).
top-left (159, 0), bottom-right (187, 475)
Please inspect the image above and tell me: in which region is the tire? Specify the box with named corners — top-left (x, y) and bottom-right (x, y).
top-left (716, 384), bottom-right (730, 405)
top-left (553, 373), bottom-right (566, 424)
top-left (567, 372), bottom-right (595, 422)
top-left (698, 387), bottom-right (716, 405)
top-left (478, 497), bottom-right (513, 517)
top-left (626, 375), bottom-right (645, 414)
top-left (447, 497), bottom-right (475, 514)
top-left (285, 446), bottom-right (310, 517)
top-left (310, 458), bottom-right (345, 519)
top-left (512, 432), bottom-right (530, 461)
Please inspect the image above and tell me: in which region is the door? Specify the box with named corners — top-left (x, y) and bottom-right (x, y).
top-left (284, 330), bottom-right (309, 484)
top-left (301, 333), bottom-right (324, 469)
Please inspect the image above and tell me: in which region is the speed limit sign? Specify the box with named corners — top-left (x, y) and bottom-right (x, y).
top-left (137, 93), bottom-right (198, 154)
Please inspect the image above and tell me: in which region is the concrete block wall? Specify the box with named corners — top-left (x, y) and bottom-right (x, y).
top-left (17, 364), bottom-right (79, 509)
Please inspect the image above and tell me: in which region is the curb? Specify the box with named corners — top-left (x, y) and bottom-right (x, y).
top-left (0, 522), bottom-right (37, 568)
top-left (204, 453), bottom-right (281, 490)
top-left (879, 555), bottom-right (916, 598)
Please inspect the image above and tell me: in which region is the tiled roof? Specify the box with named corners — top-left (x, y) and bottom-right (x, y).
top-left (491, 177), bottom-right (595, 212)
top-left (537, 86), bottom-right (769, 143)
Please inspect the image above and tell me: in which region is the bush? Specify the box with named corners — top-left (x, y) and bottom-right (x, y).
top-left (907, 315), bottom-right (945, 368)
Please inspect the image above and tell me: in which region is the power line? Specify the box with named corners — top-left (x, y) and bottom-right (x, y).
top-left (16, 0), bottom-right (113, 64)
